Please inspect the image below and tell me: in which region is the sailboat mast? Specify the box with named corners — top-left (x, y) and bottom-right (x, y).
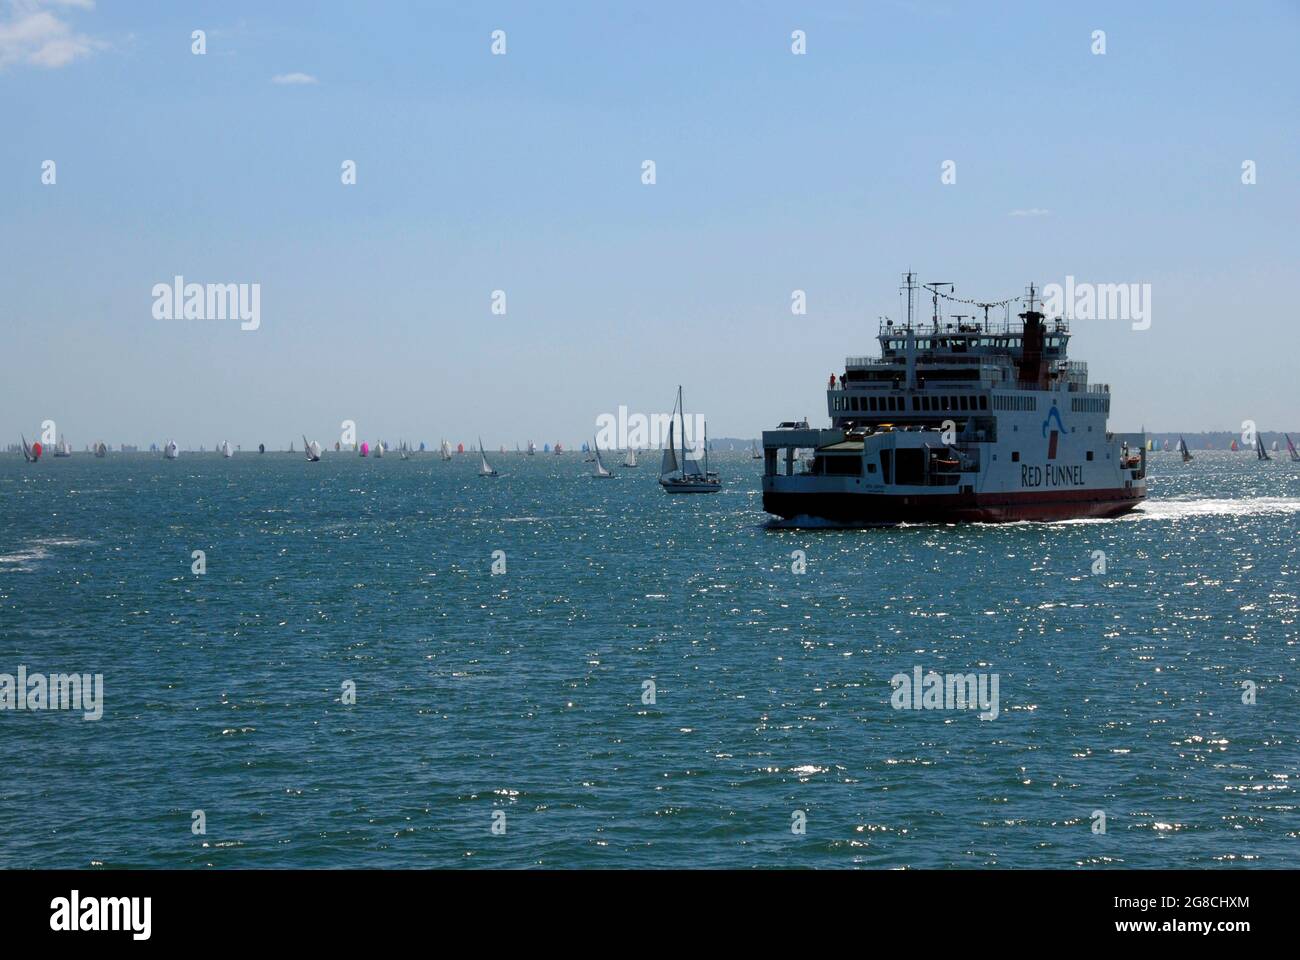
top-left (678, 385), bottom-right (686, 469)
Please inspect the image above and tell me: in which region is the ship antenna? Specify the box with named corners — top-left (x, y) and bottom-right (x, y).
top-left (901, 270), bottom-right (917, 330)
top-left (925, 281), bottom-right (953, 333)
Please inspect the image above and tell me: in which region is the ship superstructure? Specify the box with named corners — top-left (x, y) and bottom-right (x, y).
top-left (762, 273), bottom-right (1146, 523)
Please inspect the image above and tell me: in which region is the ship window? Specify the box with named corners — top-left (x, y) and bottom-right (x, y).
top-left (1011, 451), bottom-right (1020, 462)
top-left (823, 456), bottom-right (862, 476)
top-left (866, 462), bottom-right (877, 474)
top-left (880, 450), bottom-right (892, 484)
top-left (1086, 451), bottom-right (1094, 461)
top-left (894, 449), bottom-right (924, 485)
top-left (980, 396), bottom-right (988, 410)
top-left (959, 396), bottom-right (969, 411)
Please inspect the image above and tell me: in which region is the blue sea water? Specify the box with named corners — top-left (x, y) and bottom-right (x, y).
top-left (0, 450), bottom-right (1296, 869)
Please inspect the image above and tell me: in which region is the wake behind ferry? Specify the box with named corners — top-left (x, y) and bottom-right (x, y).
top-left (762, 273), bottom-right (1147, 524)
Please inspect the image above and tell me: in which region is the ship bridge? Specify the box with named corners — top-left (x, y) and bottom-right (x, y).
top-left (826, 278), bottom-right (1106, 433)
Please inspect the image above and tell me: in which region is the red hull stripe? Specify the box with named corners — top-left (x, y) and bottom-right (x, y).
top-left (763, 487), bottom-right (1144, 524)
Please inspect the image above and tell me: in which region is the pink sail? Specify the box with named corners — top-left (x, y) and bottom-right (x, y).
top-left (359, 442), bottom-right (369, 457)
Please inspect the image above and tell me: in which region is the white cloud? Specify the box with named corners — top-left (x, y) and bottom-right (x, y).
top-left (1008, 208), bottom-right (1051, 217)
top-left (271, 72), bottom-right (317, 85)
top-left (0, 0), bottom-right (104, 69)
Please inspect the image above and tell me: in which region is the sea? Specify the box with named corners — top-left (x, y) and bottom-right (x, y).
top-left (0, 449), bottom-right (1296, 868)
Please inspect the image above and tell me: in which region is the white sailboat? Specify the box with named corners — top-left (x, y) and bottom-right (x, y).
top-left (54, 435), bottom-right (72, 457)
top-left (478, 438), bottom-right (499, 477)
top-left (592, 438), bottom-right (613, 478)
top-left (659, 386), bottom-right (721, 493)
top-left (374, 441), bottom-right (385, 459)
top-left (440, 439), bottom-right (453, 461)
top-left (399, 441), bottom-right (411, 460)
top-left (622, 447), bottom-right (638, 468)
top-left (751, 440), bottom-right (762, 460)
top-left (303, 435), bottom-right (322, 462)
top-left (94, 441), bottom-right (107, 458)
top-left (527, 441), bottom-right (536, 456)
top-left (220, 440), bottom-right (234, 458)
top-left (163, 440), bottom-right (179, 460)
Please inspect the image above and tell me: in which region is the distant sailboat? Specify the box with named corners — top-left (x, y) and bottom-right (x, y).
top-left (1287, 434), bottom-right (1300, 462)
top-left (360, 441), bottom-right (370, 457)
top-left (54, 435), bottom-right (72, 457)
top-left (304, 435), bottom-right (321, 462)
top-left (20, 434), bottom-right (40, 462)
top-left (258, 443), bottom-right (265, 454)
top-left (94, 441), bottom-right (107, 458)
top-left (1256, 434), bottom-right (1271, 460)
top-left (439, 439), bottom-right (452, 461)
top-left (555, 442), bottom-right (564, 455)
top-left (400, 441), bottom-right (411, 461)
top-left (374, 442), bottom-right (385, 459)
top-left (527, 441), bottom-right (536, 456)
top-left (659, 386), bottom-right (721, 493)
top-left (1271, 440), bottom-right (1280, 452)
top-left (220, 440), bottom-right (234, 458)
top-left (478, 438), bottom-right (499, 477)
top-left (751, 440), bottom-right (762, 460)
top-left (622, 447), bottom-right (638, 468)
top-left (1178, 436), bottom-right (1193, 463)
top-left (592, 438), bottom-right (613, 478)
top-left (1230, 438), bottom-right (1239, 451)
top-left (163, 440), bottom-right (179, 459)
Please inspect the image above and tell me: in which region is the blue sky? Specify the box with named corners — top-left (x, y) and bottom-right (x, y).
top-left (3, 0), bottom-right (1298, 448)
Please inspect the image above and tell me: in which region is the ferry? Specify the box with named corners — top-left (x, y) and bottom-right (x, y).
top-left (761, 274), bottom-right (1147, 524)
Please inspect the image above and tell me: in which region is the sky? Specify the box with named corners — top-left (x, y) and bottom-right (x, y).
top-left (2, 0), bottom-right (1298, 449)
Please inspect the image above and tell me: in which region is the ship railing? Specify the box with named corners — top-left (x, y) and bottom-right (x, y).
top-left (875, 318), bottom-right (1071, 337)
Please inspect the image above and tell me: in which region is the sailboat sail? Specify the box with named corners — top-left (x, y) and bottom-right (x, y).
top-left (1178, 436), bottom-right (1193, 463)
top-left (623, 447), bottom-right (638, 468)
top-left (478, 438), bottom-right (498, 476)
top-left (593, 438), bottom-right (612, 477)
top-left (660, 421), bottom-right (678, 476)
top-left (1256, 434), bottom-right (1271, 460)
top-left (1287, 434), bottom-right (1300, 462)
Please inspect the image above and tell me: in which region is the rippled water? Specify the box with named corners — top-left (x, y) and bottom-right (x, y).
top-left (0, 450), bottom-right (1296, 868)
